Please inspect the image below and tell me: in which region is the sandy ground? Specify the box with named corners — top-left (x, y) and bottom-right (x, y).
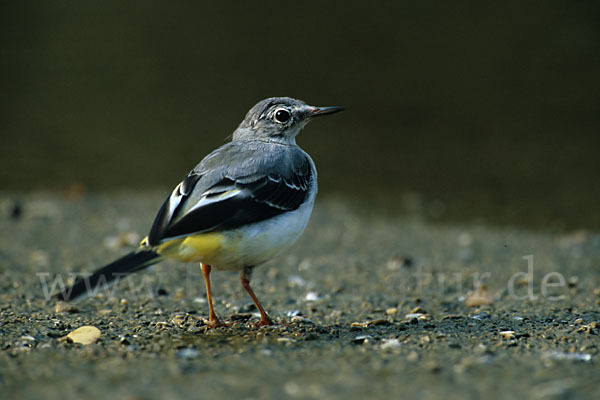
top-left (1, 191), bottom-right (599, 400)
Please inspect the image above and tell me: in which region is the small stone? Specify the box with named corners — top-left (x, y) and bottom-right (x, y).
top-left (290, 315), bottom-right (314, 324)
top-left (352, 335), bottom-right (373, 344)
top-left (63, 326), bottom-right (101, 345)
top-left (419, 335), bottom-right (432, 344)
top-left (54, 301), bottom-right (78, 314)
top-left (576, 325), bottom-right (597, 335)
top-left (457, 232), bottom-right (473, 247)
top-left (285, 310), bottom-right (301, 317)
top-left (471, 312), bottom-right (490, 320)
top-left (405, 313), bottom-right (424, 320)
top-left (464, 285), bottom-right (495, 307)
top-left (542, 351), bottom-right (592, 362)
top-left (103, 231), bottom-right (141, 250)
top-left (277, 337), bottom-right (296, 345)
top-left (380, 338), bottom-right (401, 350)
top-left (29, 250), bottom-right (50, 268)
top-left (303, 291), bottom-right (321, 301)
top-left (499, 330), bottom-right (516, 340)
top-left (298, 259), bottom-right (312, 271)
top-left (386, 307), bottom-right (398, 315)
top-left (425, 361), bottom-right (442, 373)
top-left (175, 348), bottom-right (199, 359)
top-left (567, 277), bottom-right (579, 288)
top-left (387, 256), bottom-right (413, 270)
top-left (406, 351), bottom-right (419, 362)
top-left (368, 319), bottom-right (391, 326)
top-left (171, 314), bottom-right (187, 326)
top-left (288, 275), bottom-right (307, 287)
top-left (155, 321), bottom-right (169, 330)
top-left (442, 314), bottom-right (464, 320)
top-left (474, 344), bottom-right (492, 354)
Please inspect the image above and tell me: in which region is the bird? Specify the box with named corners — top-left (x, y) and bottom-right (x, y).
top-left (56, 97), bottom-right (343, 327)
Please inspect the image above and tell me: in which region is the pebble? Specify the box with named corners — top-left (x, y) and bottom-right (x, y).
top-left (542, 351), bottom-right (592, 362)
top-left (471, 312), bottom-right (490, 321)
top-left (385, 307), bottom-right (398, 315)
top-left (29, 250), bottom-right (50, 268)
top-left (464, 284), bottom-right (495, 307)
top-left (303, 291), bottom-right (321, 301)
top-left (576, 325), bottom-right (597, 335)
top-left (352, 335), bottom-right (373, 344)
top-left (387, 256), bottom-right (413, 271)
top-left (404, 313), bottom-right (431, 322)
top-left (369, 319), bottom-right (392, 326)
top-left (288, 275), bottom-right (307, 287)
top-left (175, 348), bottom-right (200, 359)
top-left (54, 301), bottom-right (78, 313)
top-left (103, 232), bottom-right (141, 250)
top-left (457, 232), bottom-right (473, 247)
top-left (277, 338), bottom-right (296, 345)
top-left (291, 315), bottom-right (314, 324)
top-left (170, 314), bottom-right (187, 327)
top-left (63, 326), bottom-right (101, 345)
top-left (406, 351), bottom-right (419, 362)
top-left (285, 310), bottom-right (301, 317)
top-left (499, 331), bottom-right (516, 340)
top-left (155, 321), bottom-right (169, 330)
top-left (380, 338), bottom-right (402, 350)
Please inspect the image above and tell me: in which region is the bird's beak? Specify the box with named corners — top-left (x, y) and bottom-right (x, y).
top-left (307, 106), bottom-right (344, 118)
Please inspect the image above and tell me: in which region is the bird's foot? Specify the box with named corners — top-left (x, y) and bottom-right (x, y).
top-left (253, 315), bottom-right (274, 327)
top-left (203, 317), bottom-right (231, 329)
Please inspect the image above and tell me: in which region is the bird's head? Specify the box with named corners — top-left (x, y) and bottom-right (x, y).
top-left (233, 97), bottom-right (343, 144)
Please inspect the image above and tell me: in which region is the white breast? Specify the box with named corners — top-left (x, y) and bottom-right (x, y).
top-left (213, 157), bottom-right (317, 270)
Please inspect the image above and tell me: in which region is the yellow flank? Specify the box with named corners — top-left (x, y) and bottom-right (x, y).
top-left (154, 232), bottom-right (225, 263)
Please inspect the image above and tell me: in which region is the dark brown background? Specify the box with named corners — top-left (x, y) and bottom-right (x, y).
top-left (2, 1), bottom-right (599, 229)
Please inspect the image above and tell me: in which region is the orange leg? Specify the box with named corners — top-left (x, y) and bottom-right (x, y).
top-left (201, 263), bottom-right (226, 328)
top-left (240, 267), bottom-right (273, 326)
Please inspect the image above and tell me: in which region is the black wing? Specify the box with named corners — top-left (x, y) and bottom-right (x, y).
top-left (146, 162), bottom-right (313, 246)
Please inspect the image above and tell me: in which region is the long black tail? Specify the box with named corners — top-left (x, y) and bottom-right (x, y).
top-left (55, 249), bottom-right (161, 301)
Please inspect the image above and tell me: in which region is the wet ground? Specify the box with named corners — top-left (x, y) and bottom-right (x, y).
top-left (1, 191), bottom-right (599, 399)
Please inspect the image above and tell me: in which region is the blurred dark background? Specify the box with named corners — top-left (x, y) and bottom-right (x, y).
top-left (1, 1), bottom-right (599, 230)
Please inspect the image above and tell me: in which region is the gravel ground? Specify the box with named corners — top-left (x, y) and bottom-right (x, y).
top-left (1, 191), bottom-right (599, 400)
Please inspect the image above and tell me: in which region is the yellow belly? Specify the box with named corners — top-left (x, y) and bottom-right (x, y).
top-left (144, 198), bottom-right (314, 270)
top-left (155, 232), bottom-right (226, 264)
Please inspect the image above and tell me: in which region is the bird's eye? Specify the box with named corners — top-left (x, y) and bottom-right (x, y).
top-left (274, 109), bottom-right (291, 123)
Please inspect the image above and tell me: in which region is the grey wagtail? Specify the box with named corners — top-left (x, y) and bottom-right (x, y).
top-left (56, 97), bottom-right (343, 327)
